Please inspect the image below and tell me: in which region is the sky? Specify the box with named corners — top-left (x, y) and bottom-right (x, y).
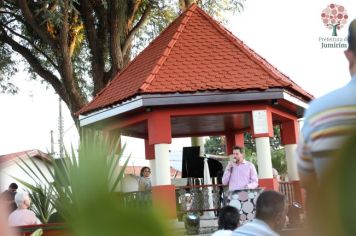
top-left (1, 0), bottom-right (355, 169)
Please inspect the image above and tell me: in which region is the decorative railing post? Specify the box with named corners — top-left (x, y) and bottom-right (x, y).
top-left (291, 181), bottom-right (304, 205)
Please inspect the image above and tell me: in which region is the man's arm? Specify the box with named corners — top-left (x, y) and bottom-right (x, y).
top-left (247, 163), bottom-right (259, 189)
top-left (222, 162), bottom-right (233, 185)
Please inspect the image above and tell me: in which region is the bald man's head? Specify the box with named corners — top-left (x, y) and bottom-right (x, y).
top-left (347, 19), bottom-right (356, 55)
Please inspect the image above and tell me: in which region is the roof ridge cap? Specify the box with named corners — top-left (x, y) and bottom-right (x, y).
top-left (139, 5), bottom-right (197, 92)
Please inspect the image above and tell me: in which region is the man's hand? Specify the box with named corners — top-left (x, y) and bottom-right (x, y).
top-left (226, 161), bottom-right (234, 172)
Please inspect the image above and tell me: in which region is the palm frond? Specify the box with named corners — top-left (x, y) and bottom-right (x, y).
top-left (13, 130), bottom-right (169, 236)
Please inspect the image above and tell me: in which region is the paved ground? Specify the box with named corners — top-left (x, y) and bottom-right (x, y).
top-left (170, 217), bottom-right (218, 236)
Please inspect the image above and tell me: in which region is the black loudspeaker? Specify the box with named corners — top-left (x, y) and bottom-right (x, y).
top-left (182, 146), bottom-right (201, 178)
top-left (181, 146), bottom-right (223, 178)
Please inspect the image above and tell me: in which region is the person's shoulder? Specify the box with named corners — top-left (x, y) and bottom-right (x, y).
top-left (21, 208), bottom-right (36, 215)
top-left (0, 190), bottom-right (9, 195)
top-left (211, 229), bottom-right (233, 236)
top-left (305, 84), bottom-right (354, 118)
top-left (27, 209), bottom-right (38, 219)
top-left (232, 220), bottom-right (277, 236)
top-left (8, 209), bottom-right (20, 218)
top-left (231, 223), bottom-right (254, 235)
top-left (245, 160), bottom-right (255, 166)
top-left (0, 190), bottom-right (11, 199)
top-left (305, 91), bottom-right (335, 117)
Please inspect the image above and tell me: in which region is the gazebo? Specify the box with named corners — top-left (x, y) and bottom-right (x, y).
top-left (77, 4), bottom-right (313, 218)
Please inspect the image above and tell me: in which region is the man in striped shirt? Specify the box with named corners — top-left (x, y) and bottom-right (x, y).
top-left (297, 19), bottom-right (356, 190)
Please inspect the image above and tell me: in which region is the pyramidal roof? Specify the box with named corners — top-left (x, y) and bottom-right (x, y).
top-left (78, 4), bottom-right (312, 115)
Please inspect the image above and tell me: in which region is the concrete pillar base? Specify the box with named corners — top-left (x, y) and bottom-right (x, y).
top-left (149, 159), bottom-right (156, 186)
top-left (285, 144), bottom-right (299, 181)
top-left (152, 185), bottom-right (177, 219)
top-left (154, 143), bottom-right (171, 185)
top-left (259, 178), bottom-right (279, 191)
top-left (255, 137), bottom-right (273, 178)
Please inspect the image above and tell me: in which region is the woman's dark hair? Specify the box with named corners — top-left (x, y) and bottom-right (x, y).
top-left (140, 166), bottom-right (150, 177)
top-left (218, 205), bottom-right (240, 230)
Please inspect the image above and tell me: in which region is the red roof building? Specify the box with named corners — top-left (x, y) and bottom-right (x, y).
top-left (0, 149), bottom-right (51, 164)
top-left (77, 4), bottom-right (312, 117)
top-left (0, 149), bottom-right (52, 192)
top-left (77, 4), bottom-right (312, 219)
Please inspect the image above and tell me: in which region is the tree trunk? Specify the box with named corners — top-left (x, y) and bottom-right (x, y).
top-left (180, 0), bottom-right (194, 10)
top-left (332, 24), bottom-right (338, 36)
top-left (1, 0), bottom-right (150, 131)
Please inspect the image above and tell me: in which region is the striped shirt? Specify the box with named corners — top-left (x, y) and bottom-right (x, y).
top-left (297, 75), bottom-right (356, 181)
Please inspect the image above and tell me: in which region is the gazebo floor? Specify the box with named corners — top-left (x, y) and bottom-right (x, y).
top-left (170, 218), bottom-right (218, 236)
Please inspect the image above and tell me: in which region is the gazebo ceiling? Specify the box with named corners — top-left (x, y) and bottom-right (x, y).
top-left (171, 113), bottom-right (251, 136)
top-left (119, 111), bottom-right (292, 139)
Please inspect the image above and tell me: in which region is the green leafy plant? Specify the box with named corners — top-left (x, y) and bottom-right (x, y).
top-left (204, 136), bottom-right (226, 155)
top-left (12, 164), bottom-right (56, 223)
top-left (29, 184), bottom-right (55, 224)
top-left (13, 130), bottom-right (170, 236)
top-left (311, 129), bottom-right (356, 235)
top-left (30, 228), bottom-right (43, 236)
top-left (271, 148), bottom-right (287, 175)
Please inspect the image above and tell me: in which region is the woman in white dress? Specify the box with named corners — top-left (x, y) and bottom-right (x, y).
top-left (138, 166), bottom-right (152, 191)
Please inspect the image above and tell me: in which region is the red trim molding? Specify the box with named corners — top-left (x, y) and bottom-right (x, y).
top-left (281, 120), bottom-right (299, 145)
top-left (226, 133), bottom-right (244, 154)
top-left (145, 139), bottom-right (155, 160)
top-left (148, 111), bottom-right (172, 145)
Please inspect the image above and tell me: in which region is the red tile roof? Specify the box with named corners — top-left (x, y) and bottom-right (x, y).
top-left (78, 4), bottom-right (313, 115)
top-left (0, 149), bottom-right (51, 164)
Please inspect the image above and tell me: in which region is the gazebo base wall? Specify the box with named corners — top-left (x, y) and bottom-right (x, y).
top-left (152, 185), bottom-right (177, 219)
top-left (259, 178), bottom-right (279, 191)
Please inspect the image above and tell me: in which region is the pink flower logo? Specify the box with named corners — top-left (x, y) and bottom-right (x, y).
top-left (321, 4), bottom-right (348, 36)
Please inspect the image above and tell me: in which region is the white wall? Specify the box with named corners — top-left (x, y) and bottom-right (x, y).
top-left (0, 158), bottom-right (53, 192)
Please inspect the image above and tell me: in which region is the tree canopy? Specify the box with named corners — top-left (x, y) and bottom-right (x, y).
top-left (0, 0), bottom-right (244, 126)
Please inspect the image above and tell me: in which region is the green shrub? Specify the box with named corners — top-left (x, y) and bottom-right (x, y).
top-left (14, 130), bottom-right (170, 236)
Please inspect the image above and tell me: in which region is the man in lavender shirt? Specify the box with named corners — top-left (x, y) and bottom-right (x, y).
top-left (222, 146), bottom-right (259, 191)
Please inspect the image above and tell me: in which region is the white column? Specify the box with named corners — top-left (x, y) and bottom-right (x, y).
top-left (285, 144), bottom-right (299, 181)
top-left (149, 159), bottom-right (156, 186)
top-left (255, 137), bottom-right (273, 178)
top-left (191, 137), bottom-right (205, 156)
top-left (198, 137), bottom-right (205, 156)
top-left (154, 144), bottom-right (171, 185)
